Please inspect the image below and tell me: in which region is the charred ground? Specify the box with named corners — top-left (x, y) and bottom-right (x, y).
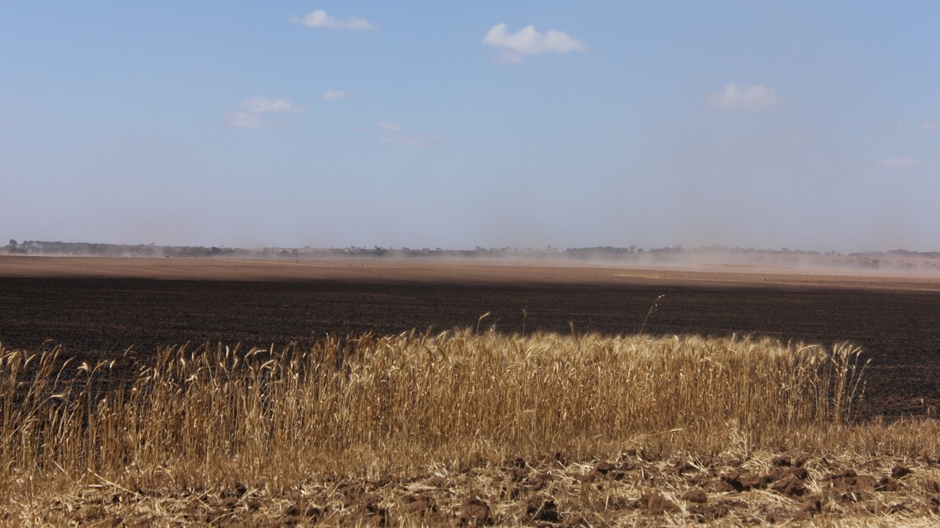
top-left (1, 275), bottom-right (938, 419)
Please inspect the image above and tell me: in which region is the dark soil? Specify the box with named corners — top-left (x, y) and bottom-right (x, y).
top-left (1, 277), bottom-right (938, 419)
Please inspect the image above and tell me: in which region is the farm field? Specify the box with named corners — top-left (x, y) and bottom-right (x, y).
top-left (1, 256), bottom-right (938, 420)
top-left (1, 256), bottom-right (939, 526)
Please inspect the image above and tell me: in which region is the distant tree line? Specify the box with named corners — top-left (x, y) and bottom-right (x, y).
top-left (3, 240), bottom-right (940, 269)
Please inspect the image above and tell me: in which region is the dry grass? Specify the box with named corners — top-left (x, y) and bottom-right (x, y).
top-left (0, 330), bottom-right (938, 526)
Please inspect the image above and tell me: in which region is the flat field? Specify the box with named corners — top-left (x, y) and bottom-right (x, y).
top-left (1, 256), bottom-right (940, 526)
top-left (1, 255), bottom-right (938, 419)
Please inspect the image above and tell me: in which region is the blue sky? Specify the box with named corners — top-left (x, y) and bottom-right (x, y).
top-left (1, 2), bottom-right (938, 251)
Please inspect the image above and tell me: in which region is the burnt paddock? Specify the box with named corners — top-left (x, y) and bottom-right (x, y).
top-left (1, 277), bottom-right (938, 419)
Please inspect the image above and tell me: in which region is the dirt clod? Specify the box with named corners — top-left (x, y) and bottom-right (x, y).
top-left (876, 476), bottom-right (900, 491)
top-left (770, 476), bottom-right (806, 497)
top-left (823, 470), bottom-right (876, 498)
top-left (526, 495), bottom-right (562, 523)
top-left (672, 460), bottom-right (697, 475)
top-left (401, 494), bottom-right (435, 514)
top-left (525, 472), bottom-right (552, 491)
top-left (687, 500), bottom-right (742, 521)
top-left (646, 492), bottom-right (678, 515)
top-left (282, 497), bottom-right (321, 520)
top-left (789, 467), bottom-right (809, 480)
top-left (681, 489), bottom-right (708, 503)
top-left (792, 497), bottom-right (822, 520)
top-left (719, 470), bottom-right (771, 492)
top-left (458, 498), bottom-right (491, 525)
top-left (891, 465), bottom-right (911, 479)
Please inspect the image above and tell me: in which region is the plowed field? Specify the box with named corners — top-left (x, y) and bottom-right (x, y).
top-left (1, 256), bottom-right (938, 419)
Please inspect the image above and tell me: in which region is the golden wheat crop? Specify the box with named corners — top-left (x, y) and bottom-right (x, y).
top-left (1, 331), bottom-right (938, 526)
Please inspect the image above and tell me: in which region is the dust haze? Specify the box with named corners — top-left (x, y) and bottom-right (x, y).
top-left (5, 240), bottom-right (940, 278)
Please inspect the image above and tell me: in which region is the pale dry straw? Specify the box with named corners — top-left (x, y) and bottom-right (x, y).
top-left (0, 332), bottom-right (937, 525)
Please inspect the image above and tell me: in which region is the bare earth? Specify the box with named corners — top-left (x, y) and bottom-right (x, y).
top-left (1, 255), bottom-right (939, 420)
top-left (2, 255), bottom-right (939, 291)
top-left (2, 256), bottom-right (940, 525)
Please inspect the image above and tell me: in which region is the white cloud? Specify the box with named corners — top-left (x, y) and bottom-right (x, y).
top-left (378, 121), bottom-right (401, 132)
top-left (920, 120), bottom-right (938, 130)
top-left (226, 111), bottom-right (266, 129)
top-left (878, 156), bottom-right (919, 168)
top-left (321, 89), bottom-right (348, 100)
top-left (292, 10), bottom-right (376, 30)
top-left (482, 24), bottom-right (585, 63)
top-left (240, 97), bottom-right (305, 113)
top-left (708, 84), bottom-right (787, 110)
top-left (227, 97), bottom-right (305, 128)
top-left (381, 134), bottom-right (437, 147)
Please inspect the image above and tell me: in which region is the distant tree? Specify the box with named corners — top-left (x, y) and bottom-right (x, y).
top-left (8, 240), bottom-right (16, 247)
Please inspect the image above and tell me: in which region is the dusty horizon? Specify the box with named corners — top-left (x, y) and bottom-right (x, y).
top-left (2, 254), bottom-right (939, 295)
top-left (5, 239), bottom-right (940, 283)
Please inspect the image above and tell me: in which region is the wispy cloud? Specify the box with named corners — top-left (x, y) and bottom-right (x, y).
top-left (483, 24), bottom-right (585, 63)
top-left (380, 134), bottom-right (437, 147)
top-left (226, 111), bottom-right (266, 129)
top-left (227, 97), bottom-right (305, 128)
top-left (240, 97), bottom-right (305, 114)
top-left (292, 10), bottom-right (376, 30)
top-left (878, 156), bottom-right (919, 168)
top-left (376, 122), bottom-right (435, 146)
top-left (321, 89), bottom-right (348, 100)
top-left (920, 120), bottom-right (938, 130)
top-left (708, 84), bottom-right (786, 111)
